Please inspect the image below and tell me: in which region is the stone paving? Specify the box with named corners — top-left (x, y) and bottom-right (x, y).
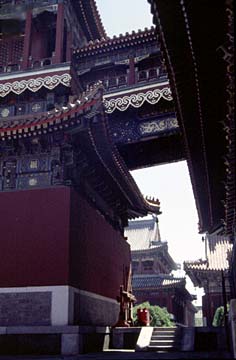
top-left (0, 349), bottom-right (232, 360)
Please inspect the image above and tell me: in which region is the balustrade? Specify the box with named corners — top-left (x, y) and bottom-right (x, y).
top-left (0, 57), bottom-right (53, 74)
top-left (86, 67), bottom-right (167, 92)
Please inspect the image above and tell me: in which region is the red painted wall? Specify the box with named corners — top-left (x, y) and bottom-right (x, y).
top-left (31, 29), bottom-right (48, 61)
top-left (69, 189), bottom-right (131, 299)
top-left (0, 187), bottom-right (131, 300)
top-left (0, 187), bottom-right (70, 287)
top-left (202, 293), bottom-right (225, 325)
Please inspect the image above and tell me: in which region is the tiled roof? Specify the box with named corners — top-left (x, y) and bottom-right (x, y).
top-left (73, 0), bottom-right (106, 41)
top-left (125, 217), bottom-right (162, 251)
top-left (184, 235), bottom-right (233, 272)
top-left (132, 274), bottom-right (186, 289)
top-left (74, 27), bottom-right (157, 57)
top-left (0, 82), bottom-right (103, 141)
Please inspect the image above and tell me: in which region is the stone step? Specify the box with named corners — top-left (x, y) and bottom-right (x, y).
top-left (152, 330), bottom-right (178, 336)
top-left (153, 329), bottom-right (180, 334)
top-left (152, 334), bottom-right (176, 340)
top-left (150, 339), bottom-right (179, 344)
top-left (148, 345), bottom-right (178, 352)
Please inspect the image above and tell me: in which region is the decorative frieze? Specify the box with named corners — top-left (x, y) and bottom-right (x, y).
top-left (139, 117), bottom-right (179, 135)
top-left (0, 73), bottom-right (71, 97)
top-left (18, 172), bottom-right (52, 189)
top-left (19, 156), bottom-right (50, 173)
top-left (110, 114), bottom-right (178, 144)
top-left (103, 87), bottom-right (173, 114)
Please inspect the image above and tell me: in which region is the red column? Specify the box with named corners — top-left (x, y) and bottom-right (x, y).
top-left (128, 56), bottom-right (136, 85)
top-left (53, 3), bottom-right (65, 64)
top-left (66, 30), bottom-right (72, 62)
top-left (22, 10), bottom-right (32, 70)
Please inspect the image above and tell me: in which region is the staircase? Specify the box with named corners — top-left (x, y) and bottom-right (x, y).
top-left (148, 327), bottom-right (181, 352)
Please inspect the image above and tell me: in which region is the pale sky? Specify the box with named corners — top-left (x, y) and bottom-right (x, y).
top-left (96, 0), bottom-right (205, 300)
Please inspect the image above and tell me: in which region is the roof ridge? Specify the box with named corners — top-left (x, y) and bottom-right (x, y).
top-left (75, 26), bottom-right (156, 54)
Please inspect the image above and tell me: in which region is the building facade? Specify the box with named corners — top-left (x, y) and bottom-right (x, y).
top-left (0, 0), bottom-right (162, 328)
top-left (184, 232), bottom-right (232, 326)
top-left (125, 217), bottom-right (197, 325)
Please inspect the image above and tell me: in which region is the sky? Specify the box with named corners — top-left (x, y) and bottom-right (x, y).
top-left (96, 0), bottom-right (205, 300)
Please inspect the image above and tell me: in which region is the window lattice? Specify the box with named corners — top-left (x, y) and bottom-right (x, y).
top-left (0, 36), bottom-right (24, 66)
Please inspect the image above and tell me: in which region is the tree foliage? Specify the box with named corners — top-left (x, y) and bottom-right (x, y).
top-left (212, 304), bottom-right (229, 327)
top-left (133, 301), bottom-right (174, 327)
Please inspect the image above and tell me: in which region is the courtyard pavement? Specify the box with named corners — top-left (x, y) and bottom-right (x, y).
top-left (0, 349), bottom-right (232, 360)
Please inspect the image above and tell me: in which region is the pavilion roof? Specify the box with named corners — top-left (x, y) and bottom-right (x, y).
top-left (148, 0), bottom-right (235, 235)
top-left (0, 82), bottom-right (101, 141)
top-left (125, 217), bottom-right (161, 251)
top-left (74, 27), bottom-right (158, 57)
top-left (132, 274), bottom-right (186, 290)
top-left (184, 235), bottom-right (232, 273)
top-left (125, 217), bottom-right (177, 271)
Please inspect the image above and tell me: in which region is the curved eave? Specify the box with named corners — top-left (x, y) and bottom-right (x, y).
top-left (0, 83), bottom-right (160, 220)
top-left (0, 84), bottom-right (102, 141)
top-left (72, 0), bottom-right (106, 41)
top-left (86, 110), bottom-right (161, 219)
top-left (184, 262), bottom-right (229, 288)
top-left (148, 0), bottom-right (233, 234)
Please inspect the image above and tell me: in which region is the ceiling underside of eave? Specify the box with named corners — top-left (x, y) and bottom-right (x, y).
top-left (150, 0), bottom-right (229, 233)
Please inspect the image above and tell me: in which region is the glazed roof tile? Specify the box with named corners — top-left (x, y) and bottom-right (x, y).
top-left (0, 82), bottom-right (103, 140)
top-left (125, 217), bottom-right (162, 251)
top-left (74, 27), bottom-right (157, 56)
top-left (132, 274), bottom-right (186, 289)
top-left (184, 235), bottom-right (233, 272)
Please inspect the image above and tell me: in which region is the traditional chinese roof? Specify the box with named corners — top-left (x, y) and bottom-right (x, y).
top-left (125, 217), bottom-right (177, 271)
top-left (72, 0), bottom-right (106, 41)
top-left (0, 81), bottom-right (100, 141)
top-left (0, 82), bottom-right (161, 221)
top-left (74, 27), bottom-right (157, 57)
top-left (184, 235), bottom-right (233, 274)
top-left (132, 274), bottom-right (185, 290)
top-left (132, 274), bottom-right (194, 301)
top-left (148, 0), bottom-right (235, 235)
top-left (125, 217), bottom-right (161, 250)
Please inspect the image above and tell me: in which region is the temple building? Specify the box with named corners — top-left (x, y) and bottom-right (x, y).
top-left (0, 0), bottom-right (163, 338)
top-left (125, 216), bottom-right (197, 326)
top-left (0, 0), bottom-right (234, 355)
top-left (184, 232), bottom-right (233, 326)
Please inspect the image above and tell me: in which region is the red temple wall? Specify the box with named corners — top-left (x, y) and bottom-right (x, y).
top-left (69, 188), bottom-right (131, 299)
top-left (0, 187), bottom-right (70, 287)
top-left (0, 187), bottom-right (130, 301)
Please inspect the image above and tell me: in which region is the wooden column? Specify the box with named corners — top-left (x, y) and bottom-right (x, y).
top-left (66, 30), bottom-right (72, 62)
top-left (53, 2), bottom-right (65, 64)
top-left (22, 10), bottom-right (32, 70)
top-left (128, 56), bottom-right (136, 85)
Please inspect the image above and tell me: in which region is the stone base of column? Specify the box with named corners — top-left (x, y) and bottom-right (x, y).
top-left (0, 285), bottom-right (119, 327)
